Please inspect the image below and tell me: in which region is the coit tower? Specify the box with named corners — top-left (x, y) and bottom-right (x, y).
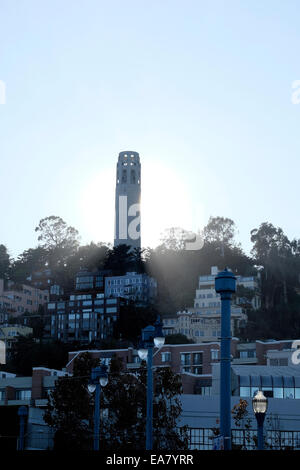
top-left (114, 151), bottom-right (141, 249)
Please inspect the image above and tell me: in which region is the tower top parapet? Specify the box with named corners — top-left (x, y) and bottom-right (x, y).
top-left (118, 151), bottom-right (140, 164)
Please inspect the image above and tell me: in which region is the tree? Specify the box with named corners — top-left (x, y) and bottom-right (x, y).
top-left (67, 242), bottom-right (109, 273)
top-left (250, 222), bottom-right (299, 309)
top-left (10, 247), bottom-right (48, 283)
top-left (203, 216), bottom-right (238, 249)
top-left (35, 216), bottom-right (80, 252)
top-left (165, 334), bottom-right (194, 344)
top-left (159, 227), bottom-right (189, 251)
top-left (45, 353), bottom-right (189, 451)
top-left (101, 357), bottom-right (189, 450)
top-left (0, 245), bottom-right (10, 279)
top-left (7, 336), bottom-right (70, 376)
top-left (231, 399), bottom-right (252, 449)
top-left (104, 244), bottom-right (141, 274)
top-left (44, 352), bottom-right (99, 450)
top-left (35, 216), bottom-right (80, 269)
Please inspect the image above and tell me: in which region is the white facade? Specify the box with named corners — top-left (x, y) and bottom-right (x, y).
top-left (163, 266), bottom-right (260, 341)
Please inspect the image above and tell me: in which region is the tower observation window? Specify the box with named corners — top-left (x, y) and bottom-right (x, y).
top-left (122, 170), bottom-right (127, 183)
top-left (130, 170), bottom-right (136, 184)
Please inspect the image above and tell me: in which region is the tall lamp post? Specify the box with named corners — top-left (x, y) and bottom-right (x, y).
top-left (88, 364), bottom-right (108, 451)
top-left (215, 268), bottom-right (236, 451)
top-left (252, 390), bottom-right (268, 450)
top-left (138, 316), bottom-right (165, 451)
top-left (17, 405), bottom-right (28, 451)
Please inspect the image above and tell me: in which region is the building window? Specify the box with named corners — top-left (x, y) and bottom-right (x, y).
top-left (193, 353), bottom-right (202, 365)
top-left (240, 387), bottom-right (251, 397)
top-left (16, 390), bottom-right (31, 400)
top-left (180, 353), bottom-right (191, 366)
top-left (130, 170), bottom-right (136, 184)
top-left (122, 169), bottom-right (127, 183)
top-left (161, 352), bottom-right (171, 362)
top-left (240, 350), bottom-right (256, 359)
top-left (211, 349), bottom-right (219, 360)
top-left (200, 386), bottom-right (211, 396)
top-left (76, 276), bottom-right (93, 290)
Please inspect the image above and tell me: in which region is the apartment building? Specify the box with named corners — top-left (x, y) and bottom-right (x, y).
top-left (105, 271), bottom-right (157, 305)
top-left (66, 338), bottom-right (298, 396)
top-left (0, 324), bottom-right (33, 359)
top-left (0, 279), bottom-right (49, 316)
top-left (45, 268), bottom-right (127, 343)
top-left (163, 266), bottom-right (260, 341)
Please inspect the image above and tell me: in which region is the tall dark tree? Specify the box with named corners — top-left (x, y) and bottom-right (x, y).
top-left (35, 215), bottom-right (80, 269)
top-left (203, 216), bottom-right (238, 249)
top-left (104, 244), bottom-right (142, 274)
top-left (10, 247), bottom-right (48, 283)
top-left (0, 244), bottom-right (10, 279)
top-left (45, 354), bottom-right (188, 451)
top-left (250, 222), bottom-right (299, 308)
top-left (44, 352), bottom-right (99, 450)
top-left (101, 358), bottom-right (188, 450)
top-left (8, 336), bottom-right (70, 376)
top-left (35, 216), bottom-right (80, 251)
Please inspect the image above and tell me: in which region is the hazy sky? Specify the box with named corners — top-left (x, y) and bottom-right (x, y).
top-left (1, 0), bottom-right (300, 258)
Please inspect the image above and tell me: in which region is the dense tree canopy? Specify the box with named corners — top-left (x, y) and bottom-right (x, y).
top-left (0, 244), bottom-right (10, 279)
top-left (45, 353), bottom-right (188, 451)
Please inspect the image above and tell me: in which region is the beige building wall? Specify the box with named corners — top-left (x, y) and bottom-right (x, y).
top-left (0, 279), bottom-right (49, 315)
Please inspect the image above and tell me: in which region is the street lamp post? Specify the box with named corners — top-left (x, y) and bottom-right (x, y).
top-left (88, 364), bottom-right (108, 451)
top-left (17, 405), bottom-right (28, 451)
top-left (138, 316), bottom-right (165, 451)
top-left (215, 268), bottom-right (236, 451)
top-left (252, 390), bottom-right (268, 450)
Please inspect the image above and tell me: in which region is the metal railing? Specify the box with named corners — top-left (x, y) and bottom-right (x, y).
top-left (186, 427), bottom-right (300, 450)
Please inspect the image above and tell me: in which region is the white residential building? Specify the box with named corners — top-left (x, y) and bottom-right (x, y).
top-left (163, 266), bottom-right (260, 341)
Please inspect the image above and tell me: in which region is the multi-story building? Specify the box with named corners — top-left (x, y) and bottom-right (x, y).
top-left (193, 266), bottom-right (260, 311)
top-left (0, 366), bottom-right (71, 450)
top-left (105, 271), bottom-right (157, 305)
top-left (46, 268), bottom-right (127, 343)
top-left (66, 338), bottom-right (300, 396)
top-left (0, 279), bottom-right (49, 317)
top-left (163, 266), bottom-right (260, 341)
top-left (0, 324), bottom-right (33, 359)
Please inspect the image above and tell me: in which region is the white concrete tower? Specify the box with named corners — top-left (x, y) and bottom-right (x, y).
top-left (114, 151), bottom-right (141, 249)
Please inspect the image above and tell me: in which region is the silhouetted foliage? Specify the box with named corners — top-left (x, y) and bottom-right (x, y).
top-left (0, 245), bottom-right (10, 279)
top-left (114, 302), bottom-right (158, 344)
top-left (45, 353), bottom-right (188, 451)
top-left (165, 334), bottom-right (195, 344)
top-left (7, 336), bottom-right (70, 375)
